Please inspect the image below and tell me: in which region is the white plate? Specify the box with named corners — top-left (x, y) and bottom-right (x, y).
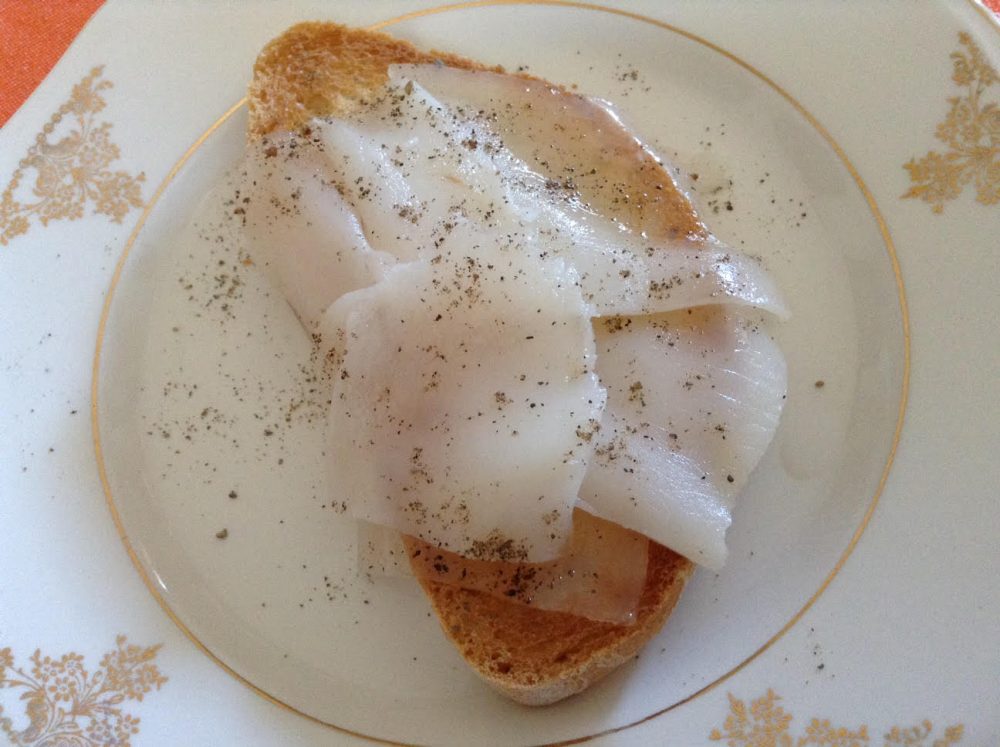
top-left (2, 2), bottom-right (998, 745)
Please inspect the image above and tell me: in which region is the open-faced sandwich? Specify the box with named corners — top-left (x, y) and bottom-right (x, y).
top-left (237, 22), bottom-right (788, 705)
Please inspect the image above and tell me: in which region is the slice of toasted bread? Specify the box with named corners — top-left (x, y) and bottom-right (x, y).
top-left (415, 542), bottom-right (693, 706)
top-left (247, 21), bottom-right (697, 705)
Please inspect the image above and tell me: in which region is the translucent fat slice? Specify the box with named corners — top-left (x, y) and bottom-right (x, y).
top-left (580, 411), bottom-right (731, 569)
top-left (314, 81), bottom-right (543, 265)
top-left (317, 117), bottom-right (533, 269)
top-left (389, 64), bottom-right (706, 242)
top-left (376, 69), bottom-right (786, 320)
top-left (326, 252), bottom-right (605, 562)
top-left (503, 189), bottom-right (788, 318)
top-left (406, 509), bottom-right (647, 624)
top-left (359, 511), bottom-right (648, 625)
top-left (239, 134), bottom-right (395, 330)
top-left (514, 226), bottom-right (788, 319)
top-left (625, 239), bottom-right (789, 318)
top-left (357, 520), bottom-right (411, 578)
top-left (595, 307), bottom-right (787, 492)
top-left (581, 308), bottom-right (788, 569)
top-left (311, 121), bottom-right (425, 264)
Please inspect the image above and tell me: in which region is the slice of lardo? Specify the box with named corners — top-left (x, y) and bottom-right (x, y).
top-left (387, 71), bottom-right (788, 319)
top-left (311, 84), bottom-right (523, 265)
top-left (580, 307), bottom-right (788, 569)
top-left (326, 251), bottom-right (605, 562)
top-left (310, 75), bottom-right (788, 319)
top-left (359, 510), bottom-right (648, 625)
top-left (389, 63), bottom-right (706, 242)
top-left (596, 308), bottom-right (788, 493)
top-left (240, 132), bottom-right (396, 330)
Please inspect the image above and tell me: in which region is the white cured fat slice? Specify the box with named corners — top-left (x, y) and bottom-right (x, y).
top-left (389, 63), bottom-right (701, 243)
top-left (358, 509), bottom-right (649, 625)
top-left (326, 251), bottom-right (605, 562)
top-left (240, 133), bottom-right (395, 330)
top-left (526, 227), bottom-right (789, 319)
top-left (580, 307), bottom-right (788, 569)
top-left (242, 75), bottom-right (785, 334)
top-left (596, 308), bottom-right (788, 491)
top-left (311, 80), bottom-right (543, 265)
top-left (581, 411), bottom-right (730, 569)
top-left (357, 520), bottom-right (412, 579)
top-left (630, 238), bottom-right (789, 319)
top-left (383, 68), bottom-right (788, 319)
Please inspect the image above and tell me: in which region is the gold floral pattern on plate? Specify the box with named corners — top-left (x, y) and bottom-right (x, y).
top-left (0, 66), bottom-right (145, 247)
top-left (902, 32), bottom-right (999, 213)
top-left (709, 690), bottom-right (963, 747)
top-left (0, 636), bottom-right (166, 747)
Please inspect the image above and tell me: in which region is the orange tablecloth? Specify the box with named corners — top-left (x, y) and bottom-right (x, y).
top-left (0, 0), bottom-right (105, 127)
top-left (1, 0), bottom-right (999, 129)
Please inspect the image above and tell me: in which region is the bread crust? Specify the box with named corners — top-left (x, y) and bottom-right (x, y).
top-left (248, 21), bottom-right (698, 706)
top-left (248, 22), bottom-right (500, 138)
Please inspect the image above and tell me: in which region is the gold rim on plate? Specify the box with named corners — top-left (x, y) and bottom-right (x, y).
top-left (91, 3), bottom-right (911, 745)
